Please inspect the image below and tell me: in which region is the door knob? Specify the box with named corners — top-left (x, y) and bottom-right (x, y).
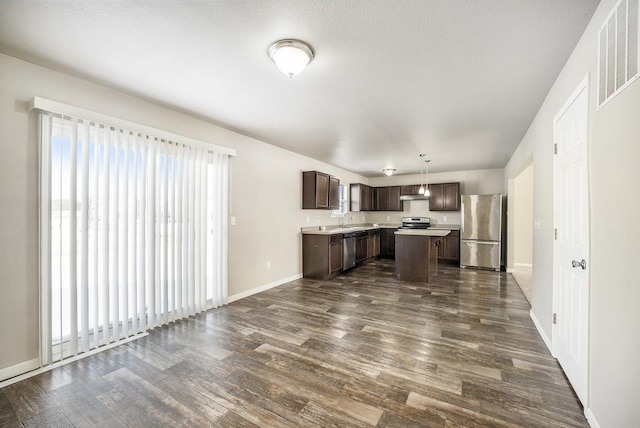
top-left (571, 259), bottom-right (586, 270)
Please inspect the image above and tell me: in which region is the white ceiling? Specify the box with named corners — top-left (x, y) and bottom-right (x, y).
top-left (0, 0), bottom-right (600, 177)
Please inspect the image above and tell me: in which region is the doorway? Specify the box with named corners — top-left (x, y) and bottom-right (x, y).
top-left (512, 163), bottom-right (534, 302)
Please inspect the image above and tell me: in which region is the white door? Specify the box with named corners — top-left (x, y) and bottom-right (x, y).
top-left (553, 76), bottom-right (590, 406)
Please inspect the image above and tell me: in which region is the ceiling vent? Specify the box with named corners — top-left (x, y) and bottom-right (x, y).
top-left (598, 0), bottom-right (639, 109)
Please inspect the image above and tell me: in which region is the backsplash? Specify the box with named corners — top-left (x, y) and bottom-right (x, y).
top-left (365, 200), bottom-right (461, 226)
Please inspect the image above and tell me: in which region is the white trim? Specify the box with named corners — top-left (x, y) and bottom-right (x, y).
top-left (0, 333), bottom-right (147, 389)
top-left (596, 0), bottom-right (640, 110)
top-left (530, 309), bottom-right (553, 355)
top-left (585, 407), bottom-right (602, 428)
top-left (514, 262), bottom-right (533, 268)
top-left (228, 274), bottom-right (303, 303)
top-left (29, 97), bottom-right (236, 157)
top-left (552, 74), bottom-right (591, 407)
top-left (0, 358), bottom-right (40, 384)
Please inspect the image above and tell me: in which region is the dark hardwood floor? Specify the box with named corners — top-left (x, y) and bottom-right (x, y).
top-left (1, 260), bottom-right (588, 427)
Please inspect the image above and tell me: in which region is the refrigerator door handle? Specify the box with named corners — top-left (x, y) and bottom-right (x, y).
top-left (465, 240), bottom-right (500, 245)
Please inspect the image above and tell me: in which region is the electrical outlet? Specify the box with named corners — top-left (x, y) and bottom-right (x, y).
top-left (230, 216), bottom-right (236, 226)
top-left (316, 216), bottom-right (320, 222)
top-left (266, 261), bottom-right (271, 270)
top-left (306, 216), bottom-right (310, 223)
top-left (443, 215), bottom-right (447, 222)
top-left (386, 216), bottom-right (390, 221)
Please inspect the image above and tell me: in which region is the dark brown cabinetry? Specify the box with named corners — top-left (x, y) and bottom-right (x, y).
top-left (355, 232), bottom-right (368, 263)
top-left (302, 234), bottom-right (343, 280)
top-left (395, 234), bottom-right (443, 283)
top-left (353, 184), bottom-right (403, 212)
top-left (350, 183), bottom-right (374, 211)
top-left (376, 186), bottom-right (401, 211)
top-left (302, 171), bottom-right (340, 210)
top-left (428, 182), bottom-right (460, 211)
top-left (437, 229), bottom-right (460, 264)
top-left (401, 184), bottom-right (421, 196)
top-left (329, 176), bottom-right (340, 210)
top-left (379, 228), bottom-right (398, 259)
top-left (368, 229), bottom-right (380, 258)
top-left (374, 186), bottom-right (389, 211)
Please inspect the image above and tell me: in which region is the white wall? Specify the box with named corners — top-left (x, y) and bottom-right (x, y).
top-left (504, 0), bottom-right (640, 425)
top-left (513, 163), bottom-right (533, 265)
top-left (0, 52), bottom-right (369, 374)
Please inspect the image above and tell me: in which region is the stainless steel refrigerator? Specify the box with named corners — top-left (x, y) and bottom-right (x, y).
top-left (460, 194), bottom-right (502, 271)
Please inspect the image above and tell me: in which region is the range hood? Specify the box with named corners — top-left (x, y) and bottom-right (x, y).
top-left (399, 194), bottom-right (430, 201)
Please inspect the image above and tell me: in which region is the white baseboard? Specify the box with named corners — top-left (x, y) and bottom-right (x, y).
top-left (0, 333), bottom-right (147, 389)
top-left (584, 407), bottom-right (601, 428)
top-left (228, 273), bottom-right (303, 303)
top-left (514, 262), bottom-right (533, 268)
top-left (506, 268), bottom-right (515, 273)
top-left (0, 358), bottom-right (39, 384)
top-left (530, 309), bottom-right (553, 355)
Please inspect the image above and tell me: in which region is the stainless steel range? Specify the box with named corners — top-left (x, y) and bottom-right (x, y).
top-left (400, 217), bottom-right (431, 230)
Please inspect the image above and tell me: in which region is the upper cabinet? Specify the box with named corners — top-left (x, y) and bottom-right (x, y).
top-left (401, 184), bottom-right (420, 196)
top-left (373, 185), bottom-right (402, 211)
top-left (329, 176), bottom-right (340, 209)
top-left (428, 182), bottom-right (460, 211)
top-left (352, 184), bottom-right (403, 212)
top-left (350, 183), bottom-right (373, 212)
top-left (302, 171), bottom-right (340, 210)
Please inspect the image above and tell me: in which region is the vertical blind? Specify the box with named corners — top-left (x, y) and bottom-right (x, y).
top-left (39, 110), bottom-right (230, 365)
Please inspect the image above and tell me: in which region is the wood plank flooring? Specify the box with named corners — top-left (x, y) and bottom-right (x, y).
top-left (1, 260), bottom-right (588, 427)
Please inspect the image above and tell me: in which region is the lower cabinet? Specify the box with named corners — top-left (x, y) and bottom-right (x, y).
top-left (329, 236), bottom-right (343, 274)
top-left (437, 229), bottom-right (460, 264)
top-left (302, 234), bottom-right (343, 280)
top-left (368, 229), bottom-right (380, 258)
top-left (355, 232), bottom-right (368, 263)
top-left (379, 228), bottom-right (398, 259)
top-left (303, 229), bottom-right (382, 279)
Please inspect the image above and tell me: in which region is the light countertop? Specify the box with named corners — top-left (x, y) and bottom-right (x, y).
top-left (428, 224), bottom-right (461, 231)
top-left (301, 224), bottom-right (383, 235)
top-left (395, 229), bottom-right (451, 237)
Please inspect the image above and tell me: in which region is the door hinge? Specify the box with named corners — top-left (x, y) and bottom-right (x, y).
top-left (553, 313), bottom-right (557, 324)
top-left (554, 228), bottom-right (557, 240)
top-left (554, 143), bottom-right (558, 154)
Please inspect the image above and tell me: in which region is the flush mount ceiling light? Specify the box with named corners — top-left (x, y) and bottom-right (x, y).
top-left (268, 39), bottom-right (314, 78)
top-left (382, 168), bottom-right (396, 176)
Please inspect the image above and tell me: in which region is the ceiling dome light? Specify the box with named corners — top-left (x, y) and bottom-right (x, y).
top-left (269, 39), bottom-right (314, 78)
top-left (383, 168), bottom-right (396, 176)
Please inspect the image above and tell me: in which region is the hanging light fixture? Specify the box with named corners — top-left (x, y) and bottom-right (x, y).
top-left (417, 154), bottom-right (431, 196)
top-left (418, 154), bottom-right (426, 195)
top-left (382, 168), bottom-right (396, 176)
top-left (423, 158), bottom-right (431, 197)
top-left (268, 39), bottom-right (314, 78)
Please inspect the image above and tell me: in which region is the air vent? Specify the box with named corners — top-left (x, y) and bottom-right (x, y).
top-left (598, 0), bottom-right (640, 108)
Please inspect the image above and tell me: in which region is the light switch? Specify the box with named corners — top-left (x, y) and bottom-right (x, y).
top-left (230, 216), bottom-right (236, 226)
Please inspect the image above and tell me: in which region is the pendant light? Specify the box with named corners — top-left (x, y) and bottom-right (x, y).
top-left (423, 159), bottom-right (431, 197)
top-left (418, 154), bottom-right (426, 194)
top-left (268, 39), bottom-right (314, 78)
top-left (417, 154), bottom-right (431, 196)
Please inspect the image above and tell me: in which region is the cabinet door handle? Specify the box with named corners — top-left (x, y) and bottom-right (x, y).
top-left (571, 259), bottom-right (586, 270)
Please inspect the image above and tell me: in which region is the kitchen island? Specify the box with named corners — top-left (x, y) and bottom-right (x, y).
top-left (395, 229), bottom-right (451, 283)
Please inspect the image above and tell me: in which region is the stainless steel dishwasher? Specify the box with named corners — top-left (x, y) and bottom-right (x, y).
top-left (342, 232), bottom-right (357, 270)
